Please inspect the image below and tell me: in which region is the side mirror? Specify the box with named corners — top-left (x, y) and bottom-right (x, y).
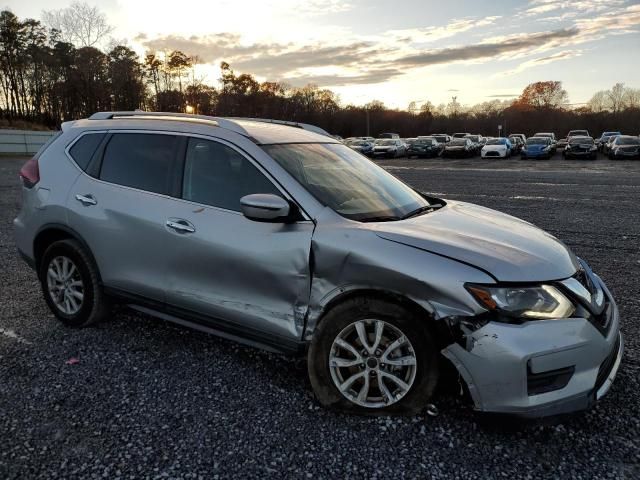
top-left (240, 193), bottom-right (291, 222)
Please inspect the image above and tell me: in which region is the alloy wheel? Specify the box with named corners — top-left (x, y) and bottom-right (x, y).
top-left (46, 255), bottom-right (84, 315)
top-left (329, 319), bottom-right (417, 408)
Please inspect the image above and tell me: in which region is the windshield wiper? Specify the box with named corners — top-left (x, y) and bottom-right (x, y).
top-left (400, 203), bottom-right (444, 220)
top-left (360, 215), bottom-right (402, 223)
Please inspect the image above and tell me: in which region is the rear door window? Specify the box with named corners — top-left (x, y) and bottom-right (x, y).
top-left (99, 133), bottom-right (178, 195)
top-left (69, 133), bottom-right (105, 171)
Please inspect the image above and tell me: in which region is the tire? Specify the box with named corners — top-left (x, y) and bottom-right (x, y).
top-left (39, 239), bottom-right (109, 328)
top-left (308, 296), bottom-right (439, 415)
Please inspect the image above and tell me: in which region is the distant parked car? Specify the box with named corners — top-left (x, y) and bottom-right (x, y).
top-left (557, 137), bottom-right (569, 150)
top-left (481, 137), bottom-right (512, 158)
top-left (372, 139), bottom-right (405, 158)
top-left (534, 132), bottom-right (556, 141)
top-left (442, 138), bottom-right (474, 158)
top-left (608, 135), bottom-right (640, 159)
top-left (509, 136), bottom-right (524, 154)
top-left (345, 139), bottom-right (374, 157)
top-left (603, 135), bottom-right (621, 156)
top-left (510, 133), bottom-right (526, 144)
top-left (521, 137), bottom-right (554, 159)
top-left (559, 130), bottom-right (590, 151)
top-left (464, 135), bottom-right (484, 155)
top-left (406, 137), bottom-right (442, 158)
top-left (429, 134), bottom-right (451, 144)
top-left (533, 132), bottom-right (557, 153)
top-left (596, 132), bottom-right (621, 151)
top-left (563, 136), bottom-right (598, 160)
top-left (567, 130), bottom-right (590, 138)
top-left (452, 132), bottom-right (471, 139)
top-left (378, 132), bottom-right (400, 139)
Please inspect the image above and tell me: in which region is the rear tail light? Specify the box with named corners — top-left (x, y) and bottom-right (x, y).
top-left (19, 157), bottom-right (40, 188)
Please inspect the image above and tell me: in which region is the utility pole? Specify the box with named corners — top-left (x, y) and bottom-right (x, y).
top-left (366, 108), bottom-right (370, 137)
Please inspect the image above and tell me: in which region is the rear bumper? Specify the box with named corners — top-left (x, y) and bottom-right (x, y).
top-left (442, 288), bottom-right (622, 418)
top-left (565, 150), bottom-right (596, 158)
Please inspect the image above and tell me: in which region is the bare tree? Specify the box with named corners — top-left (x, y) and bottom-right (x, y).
top-left (587, 90), bottom-right (609, 112)
top-left (607, 82), bottom-right (626, 113)
top-left (42, 1), bottom-right (113, 47)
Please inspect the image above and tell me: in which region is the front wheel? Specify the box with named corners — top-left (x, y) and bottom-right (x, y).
top-left (308, 297), bottom-right (439, 415)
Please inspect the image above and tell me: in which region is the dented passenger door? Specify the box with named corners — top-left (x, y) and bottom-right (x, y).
top-left (162, 136), bottom-right (313, 344)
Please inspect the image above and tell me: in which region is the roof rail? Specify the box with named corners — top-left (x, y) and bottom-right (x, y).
top-left (87, 112), bottom-right (331, 139)
top-left (88, 111), bottom-right (252, 137)
top-left (229, 117), bottom-right (332, 138)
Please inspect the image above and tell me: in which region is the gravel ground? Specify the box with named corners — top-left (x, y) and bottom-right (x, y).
top-left (1, 154), bottom-right (639, 479)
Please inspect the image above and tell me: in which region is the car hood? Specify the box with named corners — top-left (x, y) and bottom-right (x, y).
top-left (483, 144), bottom-right (506, 149)
top-left (373, 201), bottom-right (578, 282)
top-left (526, 144), bottom-right (548, 151)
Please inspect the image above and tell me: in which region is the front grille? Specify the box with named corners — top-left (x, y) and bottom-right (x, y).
top-left (484, 151), bottom-right (500, 157)
top-left (594, 334), bottom-right (620, 391)
top-left (527, 365), bottom-right (575, 396)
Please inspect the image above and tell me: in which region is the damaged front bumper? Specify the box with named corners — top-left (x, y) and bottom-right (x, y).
top-left (442, 297), bottom-right (622, 418)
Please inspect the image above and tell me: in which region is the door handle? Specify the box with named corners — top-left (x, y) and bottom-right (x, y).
top-left (75, 194), bottom-right (97, 206)
top-left (166, 219), bottom-right (196, 234)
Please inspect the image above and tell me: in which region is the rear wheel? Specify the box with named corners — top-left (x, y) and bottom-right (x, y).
top-left (39, 239), bottom-right (109, 327)
top-left (308, 297), bottom-right (439, 415)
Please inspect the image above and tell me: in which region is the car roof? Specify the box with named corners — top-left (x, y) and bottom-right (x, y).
top-left (66, 112), bottom-right (337, 145)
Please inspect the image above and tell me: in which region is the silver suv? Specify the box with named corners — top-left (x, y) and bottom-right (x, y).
top-left (14, 112), bottom-right (622, 417)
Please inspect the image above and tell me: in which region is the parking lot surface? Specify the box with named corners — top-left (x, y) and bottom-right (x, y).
top-left (1, 154), bottom-right (639, 479)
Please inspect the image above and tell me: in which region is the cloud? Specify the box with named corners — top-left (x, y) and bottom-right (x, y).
top-left (284, 68), bottom-right (406, 86)
top-left (524, 0), bottom-right (626, 17)
top-left (233, 42), bottom-right (393, 77)
top-left (141, 33), bottom-right (291, 63)
top-left (487, 94), bottom-right (520, 98)
top-left (393, 28), bottom-right (579, 68)
top-left (385, 16), bottom-right (502, 44)
top-left (137, 3), bottom-right (640, 88)
top-left (499, 50), bottom-right (583, 76)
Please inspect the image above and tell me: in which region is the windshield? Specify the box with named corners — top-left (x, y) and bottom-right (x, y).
top-left (449, 139), bottom-right (467, 146)
top-left (411, 139), bottom-right (433, 145)
top-left (432, 135), bottom-right (446, 142)
top-left (375, 140), bottom-right (395, 146)
top-left (350, 141), bottom-right (368, 146)
top-left (569, 131), bottom-right (588, 136)
top-left (617, 137), bottom-right (640, 145)
top-left (569, 137), bottom-right (593, 145)
top-left (465, 135), bottom-right (479, 142)
top-left (486, 139), bottom-right (505, 145)
top-left (534, 133), bottom-right (552, 138)
top-left (262, 143), bottom-right (431, 221)
top-left (527, 138), bottom-right (549, 145)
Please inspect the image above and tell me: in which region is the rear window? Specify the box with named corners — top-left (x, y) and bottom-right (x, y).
top-left (69, 133), bottom-right (105, 170)
top-left (99, 133), bottom-right (178, 195)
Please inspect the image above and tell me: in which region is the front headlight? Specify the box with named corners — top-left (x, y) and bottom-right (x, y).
top-left (466, 284), bottom-right (575, 320)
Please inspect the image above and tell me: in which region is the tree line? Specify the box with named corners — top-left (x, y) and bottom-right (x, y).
top-left (0, 8), bottom-right (638, 138)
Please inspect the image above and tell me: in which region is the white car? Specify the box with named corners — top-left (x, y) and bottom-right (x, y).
top-left (481, 138), bottom-right (513, 158)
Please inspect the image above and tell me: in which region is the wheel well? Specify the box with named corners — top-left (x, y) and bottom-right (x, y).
top-left (318, 289), bottom-right (453, 349)
top-left (33, 228), bottom-right (74, 270)
top-left (33, 226), bottom-right (100, 279)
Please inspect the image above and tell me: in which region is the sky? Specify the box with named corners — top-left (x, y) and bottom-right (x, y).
top-left (4, 0), bottom-right (640, 109)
